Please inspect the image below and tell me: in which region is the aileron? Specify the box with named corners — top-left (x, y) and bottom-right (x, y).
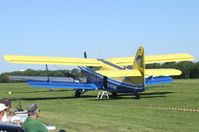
top-left (3, 55), bottom-right (102, 66)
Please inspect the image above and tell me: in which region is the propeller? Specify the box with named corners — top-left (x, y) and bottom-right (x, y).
top-left (45, 64), bottom-right (50, 82)
top-left (84, 51), bottom-right (87, 58)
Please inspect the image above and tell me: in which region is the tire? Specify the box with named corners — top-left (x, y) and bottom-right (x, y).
top-left (112, 92), bottom-right (117, 97)
top-left (75, 90), bottom-right (81, 97)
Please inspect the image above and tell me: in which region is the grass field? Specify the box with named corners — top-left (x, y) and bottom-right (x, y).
top-left (0, 79), bottom-right (199, 132)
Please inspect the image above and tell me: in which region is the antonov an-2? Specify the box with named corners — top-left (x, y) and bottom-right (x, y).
top-left (3, 47), bottom-right (195, 99)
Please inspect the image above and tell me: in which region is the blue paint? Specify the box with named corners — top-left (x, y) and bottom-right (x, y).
top-left (27, 80), bottom-right (102, 90)
top-left (145, 76), bottom-right (173, 85)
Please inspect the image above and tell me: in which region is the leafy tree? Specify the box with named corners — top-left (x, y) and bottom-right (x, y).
top-left (176, 61), bottom-right (195, 79)
top-left (0, 75), bottom-right (10, 83)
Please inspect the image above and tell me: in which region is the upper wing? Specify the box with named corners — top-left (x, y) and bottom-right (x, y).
top-left (3, 55), bottom-right (102, 66)
top-left (96, 69), bottom-right (181, 77)
top-left (108, 53), bottom-right (195, 66)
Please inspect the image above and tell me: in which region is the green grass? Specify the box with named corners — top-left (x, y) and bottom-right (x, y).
top-left (0, 79), bottom-right (199, 132)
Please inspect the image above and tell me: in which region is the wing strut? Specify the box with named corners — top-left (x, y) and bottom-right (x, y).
top-left (103, 76), bottom-right (108, 89)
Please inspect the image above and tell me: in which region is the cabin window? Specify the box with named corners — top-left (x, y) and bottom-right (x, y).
top-left (136, 55), bottom-right (143, 67)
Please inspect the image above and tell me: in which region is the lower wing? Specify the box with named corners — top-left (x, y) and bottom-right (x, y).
top-left (8, 75), bottom-right (102, 90)
top-left (27, 80), bottom-right (103, 90)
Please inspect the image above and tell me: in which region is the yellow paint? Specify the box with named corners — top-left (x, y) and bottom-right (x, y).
top-left (96, 69), bottom-right (141, 77)
top-left (3, 55), bottom-right (102, 66)
top-left (108, 53), bottom-right (195, 66)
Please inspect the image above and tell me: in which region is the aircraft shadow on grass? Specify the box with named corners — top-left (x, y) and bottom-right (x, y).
top-left (88, 91), bottom-right (174, 101)
top-left (11, 91), bottom-right (174, 101)
top-left (11, 95), bottom-right (96, 101)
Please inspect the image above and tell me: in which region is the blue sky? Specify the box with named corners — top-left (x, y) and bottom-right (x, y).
top-left (0, 0), bottom-right (198, 73)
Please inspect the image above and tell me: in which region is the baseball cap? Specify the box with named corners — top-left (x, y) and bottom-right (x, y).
top-left (0, 103), bottom-right (7, 111)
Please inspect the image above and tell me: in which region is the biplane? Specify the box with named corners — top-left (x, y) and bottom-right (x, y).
top-left (3, 47), bottom-right (195, 99)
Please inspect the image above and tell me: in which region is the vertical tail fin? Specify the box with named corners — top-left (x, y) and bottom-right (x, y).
top-left (132, 47), bottom-right (145, 84)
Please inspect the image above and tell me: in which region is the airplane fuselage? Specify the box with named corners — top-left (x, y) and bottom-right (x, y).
top-left (80, 66), bottom-right (145, 93)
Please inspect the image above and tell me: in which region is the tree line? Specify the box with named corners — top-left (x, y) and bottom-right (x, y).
top-left (0, 61), bottom-right (199, 83)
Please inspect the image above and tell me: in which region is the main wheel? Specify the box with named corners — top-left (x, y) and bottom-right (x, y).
top-left (135, 93), bottom-right (140, 99)
top-left (75, 90), bottom-right (82, 97)
top-left (112, 92), bottom-right (117, 97)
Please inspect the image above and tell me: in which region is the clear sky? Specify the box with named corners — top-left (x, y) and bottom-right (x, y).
top-left (0, 0), bottom-right (198, 73)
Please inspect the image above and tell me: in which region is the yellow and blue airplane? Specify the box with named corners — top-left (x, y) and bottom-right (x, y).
top-left (3, 47), bottom-right (195, 99)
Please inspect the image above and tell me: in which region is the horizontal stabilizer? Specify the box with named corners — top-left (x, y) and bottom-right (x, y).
top-left (96, 68), bottom-right (181, 77)
top-left (108, 53), bottom-right (195, 66)
top-left (3, 55), bottom-right (101, 66)
top-left (27, 80), bottom-right (102, 90)
top-left (96, 69), bottom-right (141, 77)
top-left (145, 76), bottom-right (173, 85)
top-left (145, 69), bottom-right (181, 76)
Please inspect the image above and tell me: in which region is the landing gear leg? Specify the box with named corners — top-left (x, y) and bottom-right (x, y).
top-left (134, 93), bottom-right (140, 99)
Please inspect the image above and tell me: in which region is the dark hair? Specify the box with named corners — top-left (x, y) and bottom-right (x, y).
top-left (59, 130), bottom-right (66, 132)
top-left (27, 103), bottom-right (39, 116)
top-left (0, 98), bottom-right (12, 107)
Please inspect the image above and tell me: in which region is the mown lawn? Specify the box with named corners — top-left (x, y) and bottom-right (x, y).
top-left (0, 79), bottom-right (199, 132)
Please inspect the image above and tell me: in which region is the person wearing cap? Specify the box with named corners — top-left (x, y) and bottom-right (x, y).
top-left (22, 103), bottom-right (48, 132)
top-left (0, 98), bottom-right (14, 123)
top-left (0, 103), bottom-right (8, 122)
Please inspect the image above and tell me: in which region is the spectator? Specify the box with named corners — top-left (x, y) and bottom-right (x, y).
top-left (0, 98), bottom-right (14, 123)
top-left (22, 103), bottom-right (48, 132)
top-left (0, 103), bottom-right (7, 122)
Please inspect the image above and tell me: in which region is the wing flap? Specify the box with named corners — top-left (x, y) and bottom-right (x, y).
top-left (3, 55), bottom-right (101, 66)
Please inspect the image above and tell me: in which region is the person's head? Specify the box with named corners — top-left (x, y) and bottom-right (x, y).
top-left (59, 130), bottom-right (66, 132)
top-left (0, 103), bottom-right (7, 119)
top-left (0, 98), bottom-right (12, 109)
top-left (27, 103), bottom-right (40, 118)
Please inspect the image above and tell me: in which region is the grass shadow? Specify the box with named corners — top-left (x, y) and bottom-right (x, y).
top-left (11, 91), bottom-right (174, 101)
top-left (88, 91), bottom-right (174, 101)
top-left (11, 95), bottom-right (97, 101)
